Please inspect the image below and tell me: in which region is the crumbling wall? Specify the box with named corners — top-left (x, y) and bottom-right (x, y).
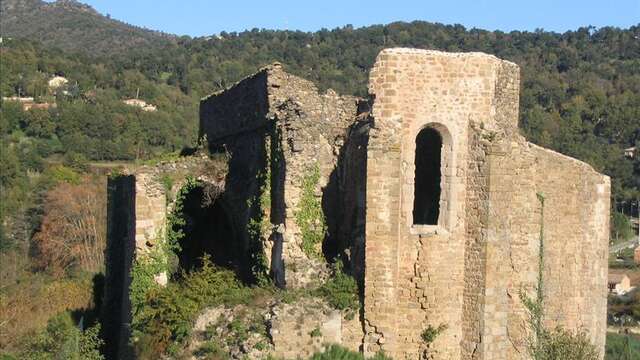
top-left (200, 73), bottom-right (276, 284)
top-left (200, 65), bottom-right (363, 288)
top-left (105, 53), bottom-right (609, 360)
top-left (103, 156), bottom-right (232, 359)
top-left (262, 65), bottom-right (362, 287)
top-left (269, 298), bottom-right (362, 358)
top-left (336, 112), bottom-right (371, 285)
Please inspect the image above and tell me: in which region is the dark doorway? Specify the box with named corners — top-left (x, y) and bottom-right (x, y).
top-left (413, 127), bottom-right (442, 225)
top-left (176, 186), bottom-right (242, 274)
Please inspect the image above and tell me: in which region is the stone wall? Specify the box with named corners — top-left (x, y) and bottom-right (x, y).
top-left (270, 298), bottom-right (362, 358)
top-left (201, 64), bottom-right (363, 288)
top-left (106, 51), bottom-right (609, 360)
top-left (264, 65), bottom-right (362, 287)
top-left (363, 48), bottom-right (609, 359)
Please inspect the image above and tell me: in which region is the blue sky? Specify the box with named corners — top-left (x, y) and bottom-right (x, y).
top-left (52, 0), bottom-right (639, 37)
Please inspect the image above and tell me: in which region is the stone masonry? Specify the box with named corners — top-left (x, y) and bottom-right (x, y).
top-left (105, 49), bottom-right (610, 359)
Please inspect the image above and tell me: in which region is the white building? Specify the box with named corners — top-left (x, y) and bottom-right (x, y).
top-left (123, 98), bottom-right (157, 112)
top-left (48, 76), bottom-right (69, 90)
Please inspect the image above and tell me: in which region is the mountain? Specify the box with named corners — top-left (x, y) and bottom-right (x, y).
top-left (0, 0), bottom-right (176, 56)
top-left (0, 0), bottom-right (638, 205)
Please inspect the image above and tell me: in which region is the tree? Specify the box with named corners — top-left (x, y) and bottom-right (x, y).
top-left (611, 211), bottom-right (634, 243)
top-left (32, 175), bottom-right (106, 276)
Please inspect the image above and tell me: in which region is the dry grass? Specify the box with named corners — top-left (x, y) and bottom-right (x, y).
top-left (0, 272), bottom-right (94, 352)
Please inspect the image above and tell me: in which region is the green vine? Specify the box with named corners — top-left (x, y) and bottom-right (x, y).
top-left (295, 163), bottom-right (326, 259)
top-left (246, 157), bottom-right (271, 285)
top-left (520, 192), bottom-right (546, 357)
top-left (421, 323), bottom-right (448, 345)
top-left (130, 177), bottom-right (199, 330)
top-left (519, 192), bottom-right (599, 360)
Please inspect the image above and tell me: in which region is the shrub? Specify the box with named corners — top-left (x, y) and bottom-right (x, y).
top-left (19, 312), bottom-right (104, 360)
top-left (307, 344), bottom-right (392, 360)
top-left (531, 327), bottom-right (599, 360)
top-left (420, 323), bottom-right (447, 345)
top-left (193, 340), bottom-right (229, 360)
top-left (317, 261), bottom-right (358, 312)
top-left (310, 327), bottom-right (322, 338)
top-left (131, 256), bottom-right (249, 358)
top-left (0, 273), bottom-right (94, 351)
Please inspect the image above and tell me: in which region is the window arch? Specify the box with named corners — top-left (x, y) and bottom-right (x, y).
top-left (413, 127), bottom-right (443, 225)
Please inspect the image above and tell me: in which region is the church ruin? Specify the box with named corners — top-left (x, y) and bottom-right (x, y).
top-left (105, 49), bottom-right (610, 359)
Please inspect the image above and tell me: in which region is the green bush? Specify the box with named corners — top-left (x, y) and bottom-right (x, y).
top-left (611, 212), bottom-right (634, 243)
top-left (317, 261), bottom-right (358, 312)
top-left (420, 324), bottom-right (447, 345)
top-left (307, 345), bottom-right (392, 360)
top-left (19, 312), bottom-right (104, 360)
top-left (132, 255), bottom-right (249, 358)
top-left (193, 340), bottom-right (229, 360)
top-left (531, 327), bottom-right (599, 360)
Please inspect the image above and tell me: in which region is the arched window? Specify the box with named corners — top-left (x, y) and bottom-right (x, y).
top-left (413, 127), bottom-right (443, 225)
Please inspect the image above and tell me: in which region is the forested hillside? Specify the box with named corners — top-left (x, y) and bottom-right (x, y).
top-left (2, 18), bottom-right (638, 204)
top-left (0, 0), bottom-right (175, 56)
top-left (0, 2), bottom-right (638, 356)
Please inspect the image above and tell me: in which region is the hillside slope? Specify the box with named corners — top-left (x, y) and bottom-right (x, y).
top-left (0, 0), bottom-right (175, 56)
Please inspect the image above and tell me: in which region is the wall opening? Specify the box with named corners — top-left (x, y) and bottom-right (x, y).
top-left (176, 185), bottom-right (242, 275)
top-left (413, 127), bottom-right (443, 225)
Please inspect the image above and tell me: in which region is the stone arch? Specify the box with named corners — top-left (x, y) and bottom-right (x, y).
top-left (411, 122), bottom-right (453, 229)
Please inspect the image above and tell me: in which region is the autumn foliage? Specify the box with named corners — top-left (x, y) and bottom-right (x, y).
top-left (33, 175), bottom-right (106, 276)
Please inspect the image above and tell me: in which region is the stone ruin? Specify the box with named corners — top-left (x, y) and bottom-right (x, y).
top-left (105, 49), bottom-right (610, 359)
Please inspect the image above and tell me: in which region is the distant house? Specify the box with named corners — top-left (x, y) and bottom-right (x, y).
top-left (2, 96), bottom-right (55, 111)
top-left (624, 146), bottom-right (636, 159)
top-left (2, 96), bottom-right (34, 103)
top-left (48, 76), bottom-right (69, 90)
top-left (123, 98), bottom-right (157, 112)
top-left (608, 273), bottom-right (633, 295)
top-left (23, 102), bottom-right (55, 111)
top-left (635, 246), bottom-right (640, 265)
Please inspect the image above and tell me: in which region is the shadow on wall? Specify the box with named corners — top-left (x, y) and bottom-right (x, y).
top-left (269, 125), bottom-right (286, 288)
top-left (321, 101), bottom-right (371, 290)
top-left (413, 127), bottom-right (443, 225)
top-left (174, 185), bottom-right (242, 275)
top-left (102, 175), bottom-right (136, 360)
top-left (199, 127), bottom-right (276, 286)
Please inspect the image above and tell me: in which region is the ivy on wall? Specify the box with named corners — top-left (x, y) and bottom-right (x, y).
top-left (295, 163), bottom-right (327, 259)
top-left (129, 177), bottom-right (199, 334)
top-left (246, 146), bottom-right (272, 286)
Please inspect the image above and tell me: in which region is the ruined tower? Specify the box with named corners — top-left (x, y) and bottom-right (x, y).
top-left (105, 49), bottom-right (610, 359)
top-left (361, 49), bottom-right (609, 359)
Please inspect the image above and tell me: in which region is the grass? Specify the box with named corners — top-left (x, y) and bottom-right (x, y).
top-left (0, 272), bottom-right (95, 352)
top-left (605, 332), bottom-right (640, 359)
top-left (307, 345), bottom-right (392, 360)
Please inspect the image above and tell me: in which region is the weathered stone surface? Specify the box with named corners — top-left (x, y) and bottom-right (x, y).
top-left (363, 48), bottom-right (609, 359)
top-left (106, 48), bottom-right (609, 360)
top-left (187, 298), bottom-right (360, 360)
top-left (269, 297), bottom-right (360, 358)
